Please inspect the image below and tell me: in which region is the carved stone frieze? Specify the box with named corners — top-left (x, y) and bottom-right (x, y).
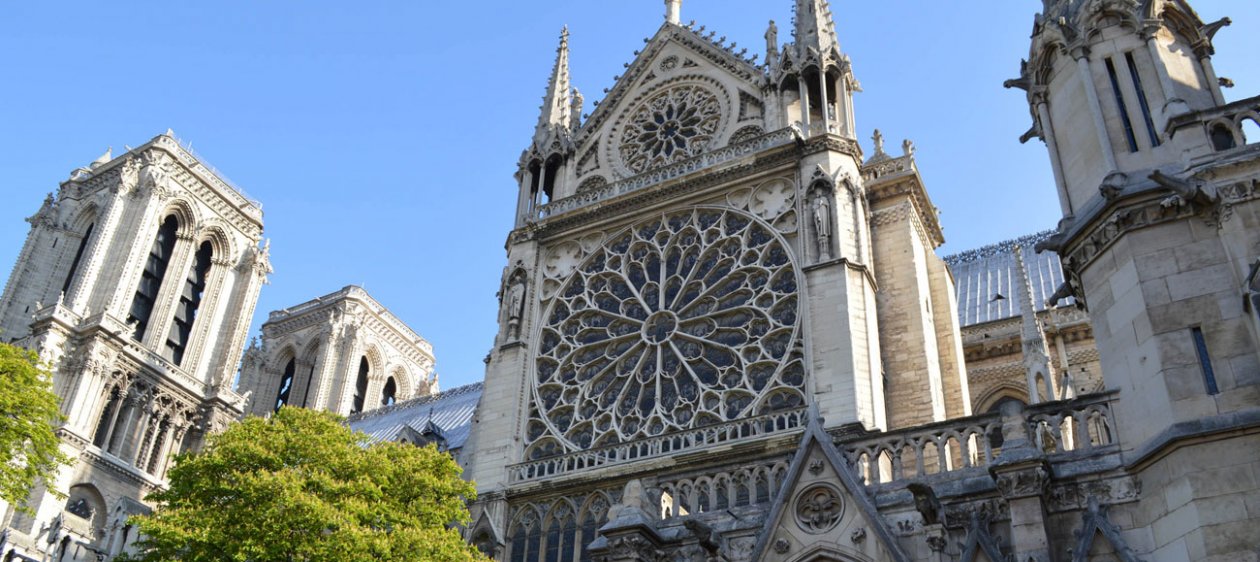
top-left (1046, 477), bottom-right (1141, 513)
top-left (994, 465), bottom-right (1051, 500)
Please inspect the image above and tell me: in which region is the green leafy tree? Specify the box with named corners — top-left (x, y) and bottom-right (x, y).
top-left (0, 341), bottom-right (71, 511)
top-left (120, 406), bottom-right (489, 562)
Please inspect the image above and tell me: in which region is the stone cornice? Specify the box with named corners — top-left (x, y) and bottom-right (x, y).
top-left (264, 285), bottom-right (435, 361)
top-left (862, 156), bottom-right (944, 248)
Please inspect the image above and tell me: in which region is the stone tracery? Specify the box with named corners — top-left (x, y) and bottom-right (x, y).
top-left (528, 208), bottom-right (805, 458)
top-left (618, 84), bottom-right (723, 174)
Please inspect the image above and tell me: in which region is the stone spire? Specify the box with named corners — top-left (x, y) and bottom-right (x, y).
top-left (793, 0), bottom-right (840, 60)
top-left (1014, 246), bottom-right (1055, 403)
top-left (535, 27), bottom-right (573, 139)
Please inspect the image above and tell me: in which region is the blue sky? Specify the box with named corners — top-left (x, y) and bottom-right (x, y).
top-left (2, 1), bottom-right (1257, 389)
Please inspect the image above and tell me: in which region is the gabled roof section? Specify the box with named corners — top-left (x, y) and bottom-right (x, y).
top-left (574, 21), bottom-right (766, 147)
top-left (750, 413), bottom-right (908, 562)
top-left (945, 231), bottom-right (1072, 327)
top-left (347, 382), bottom-right (482, 451)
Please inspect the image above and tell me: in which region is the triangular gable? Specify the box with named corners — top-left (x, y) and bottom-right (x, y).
top-left (1071, 499), bottom-right (1144, 562)
top-left (571, 22), bottom-right (770, 183)
top-left (959, 514), bottom-right (1007, 562)
top-left (750, 412), bottom-right (909, 562)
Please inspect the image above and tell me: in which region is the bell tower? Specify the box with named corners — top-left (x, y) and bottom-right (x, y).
top-left (1011, 0), bottom-right (1260, 558)
top-left (0, 133), bottom-right (269, 559)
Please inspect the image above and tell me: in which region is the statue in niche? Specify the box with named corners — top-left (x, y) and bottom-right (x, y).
top-left (811, 187), bottom-right (833, 261)
top-left (505, 271), bottom-right (527, 341)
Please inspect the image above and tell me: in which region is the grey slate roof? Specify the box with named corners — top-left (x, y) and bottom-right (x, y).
top-left (944, 230), bottom-right (1073, 327)
top-left (346, 382), bottom-right (482, 450)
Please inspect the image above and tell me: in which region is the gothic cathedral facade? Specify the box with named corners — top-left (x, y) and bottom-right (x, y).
top-left (460, 1), bottom-right (1260, 561)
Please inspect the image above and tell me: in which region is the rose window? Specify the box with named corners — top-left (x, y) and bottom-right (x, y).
top-left (527, 209), bottom-right (805, 459)
top-left (618, 85), bottom-right (722, 174)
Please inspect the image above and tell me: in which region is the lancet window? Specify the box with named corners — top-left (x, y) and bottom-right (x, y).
top-left (275, 358), bottom-right (297, 412)
top-left (61, 223), bottom-right (94, 296)
top-left (508, 494), bottom-right (611, 562)
top-left (164, 241), bottom-right (213, 366)
top-left (381, 377), bottom-right (397, 407)
top-left (351, 357), bottom-right (369, 414)
top-left (128, 216), bottom-right (179, 340)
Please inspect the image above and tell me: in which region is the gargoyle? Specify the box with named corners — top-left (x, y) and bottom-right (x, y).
top-left (1149, 171), bottom-right (1217, 207)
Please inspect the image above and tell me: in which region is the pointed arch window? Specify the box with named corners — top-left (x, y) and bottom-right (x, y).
top-left (128, 216), bottom-right (179, 340)
top-left (164, 241), bottom-right (213, 365)
top-left (351, 357), bottom-right (369, 414)
top-left (61, 223), bottom-right (94, 295)
top-left (381, 377), bottom-right (397, 407)
top-left (275, 358), bottom-right (296, 412)
top-left (92, 385), bottom-right (123, 448)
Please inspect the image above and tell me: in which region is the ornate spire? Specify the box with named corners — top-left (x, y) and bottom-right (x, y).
top-left (1014, 246), bottom-right (1055, 403)
top-left (793, 0), bottom-right (840, 61)
top-left (535, 27), bottom-right (573, 138)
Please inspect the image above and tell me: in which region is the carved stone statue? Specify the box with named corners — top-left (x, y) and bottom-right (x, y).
top-left (570, 88), bottom-right (584, 130)
top-left (506, 273), bottom-right (527, 340)
top-left (765, 20), bottom-right (778, 58)
top-left (811, 189), bottom-right (833, 261)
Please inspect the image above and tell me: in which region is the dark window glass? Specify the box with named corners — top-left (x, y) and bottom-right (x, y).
top-left (128, 216), bottom-right (179, 340)
top-left (1124, 52), bottom-right (1160, 148)
top-left (275, 359), bottom-right (296, 411)
top-left (164, 241), bottom-right (213, 365)
top-left (61, 223), bottom-right (94, 295)
top-left (1192, 327), bottom-right (1220, 395)
top-left (352, 358), bottom-right (369, 414)
top-left (381, 377), bottom-right (397, 407)
top-left (1105, 57), bottom-right (1140, 152)
top-left (92, 386), bottom-right (121, 447)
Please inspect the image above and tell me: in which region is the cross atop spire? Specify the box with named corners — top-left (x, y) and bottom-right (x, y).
top-left (793, 0), bottom-right (840, 60)
top-left (535, 26), bottom-right (573, 137)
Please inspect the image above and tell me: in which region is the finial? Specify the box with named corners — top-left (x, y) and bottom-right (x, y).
top-left (90, 147), bottom-right (112, 169)
top-left (872, 129), bottom-right (886, 155)
top-left (902, 139), bottom-right (915, 156)
top-left (665, 0), bottom-right (681, 25)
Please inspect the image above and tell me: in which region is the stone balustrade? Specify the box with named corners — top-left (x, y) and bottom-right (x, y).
top-left (654, 458), bottom-right (791, 520)
top-left (532, 127), bottom-right (800, 221)
top-left (1168, 94), bottom-right (1260, 152)
top-left (843, 392), bottom-right (1119, 487)
top-left (507, 408), bottom-right (809, 482)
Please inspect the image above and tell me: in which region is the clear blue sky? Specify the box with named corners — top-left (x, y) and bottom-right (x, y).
top-left (2, 1), bottom-right (1257, 389)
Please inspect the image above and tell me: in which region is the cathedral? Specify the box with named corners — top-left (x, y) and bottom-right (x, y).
top-left (1, 0), bottom-right (1258, 560)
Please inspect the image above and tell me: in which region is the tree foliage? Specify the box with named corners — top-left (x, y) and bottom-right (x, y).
top-left (0, 341), bottom-right (70, 511)
top-left (121, 407), bottom-right (489, 562)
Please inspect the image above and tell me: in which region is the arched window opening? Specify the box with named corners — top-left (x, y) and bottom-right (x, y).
top-left (381, 377), bottom-right (397, 407)
top-left (351, 357), bottom-right (369, 414)
top-left (164, 241), bottom-right (213, 366)
top-left (61, 223), bottom-right (94, 296)
top-left (542, 155), bottom-right (563, 205)
top-left (128, 216), bottom-right (179, 340)
top-left (275, 358), bottom-right (296, 412)
top-left (300, 363), bottom-right (317, 407)
top-left (1211, 124), bottom-right (1237, 151)
top-left (1241, 117), bottom-right (1260, 145)
top-left (92, 385), bottom-right (122, 448)
top-left (528, 160), bottom-right (543, 211)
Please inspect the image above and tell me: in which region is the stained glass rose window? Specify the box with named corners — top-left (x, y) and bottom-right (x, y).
top-left (618, 84), bottom-right (722, 174)
top-left (527, 208), bottom-right (805, 459)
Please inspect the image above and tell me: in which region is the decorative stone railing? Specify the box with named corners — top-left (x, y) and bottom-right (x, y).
top-left (843, 413), bottom-right (1002, 487)
top-left (1168, 94), bottom-right (1260, 152)
top-left (1025, 392), bottom-right (1118, 457)
top-left (653, 457), bottom-right (792, 520)
top-left (508, 408), bottom-right (809, 483)
top-left (843, 393), bottom-right (1119, 487)
top-left (532, 127), bottom-right (800, 221)
top-left (161, 133), bottom-right (264, 212)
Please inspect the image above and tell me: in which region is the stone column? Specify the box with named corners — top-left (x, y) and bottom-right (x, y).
top-left (1033, 91), bottom-right (1072, 216)
top-left (1072, 48), bottom-right (1119, 173)
top-left (1197, 54), bottom-right (1227, 106)
top-left (1141, 27), bottom-right (1190, 121)
top-left (797, 76), bottom-right (812, 134)
top-left (990, 401), bottom-right (1052, 562)
top-left (588, 480), bottom-right (667, 562)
